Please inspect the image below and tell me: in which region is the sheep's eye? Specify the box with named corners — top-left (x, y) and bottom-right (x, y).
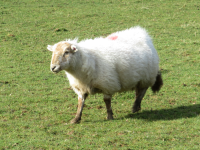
top-left (64, 51), bottom-right (69, 56)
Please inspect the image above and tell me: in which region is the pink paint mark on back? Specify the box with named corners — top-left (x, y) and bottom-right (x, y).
top-left (107, 35), bottom-right (118, 40)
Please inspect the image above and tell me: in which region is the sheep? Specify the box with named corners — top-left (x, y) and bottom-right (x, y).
top-left (47, 26), bottom-right (163, 124)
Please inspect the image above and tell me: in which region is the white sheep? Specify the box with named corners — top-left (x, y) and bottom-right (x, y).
top-left (47, 26), bottom-right (163, 124)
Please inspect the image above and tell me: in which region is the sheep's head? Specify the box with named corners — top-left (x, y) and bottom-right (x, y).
top-left (47, 42), bottom-right (78, 73)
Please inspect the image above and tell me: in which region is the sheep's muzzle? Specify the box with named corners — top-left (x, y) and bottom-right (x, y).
top-left (51, 64), bottom-right (61, 73)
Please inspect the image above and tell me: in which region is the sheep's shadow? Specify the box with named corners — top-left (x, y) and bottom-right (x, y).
top-left (122, 104), bottom-right (200, 121)
top-left (82, 104), bottom-right (200, 124)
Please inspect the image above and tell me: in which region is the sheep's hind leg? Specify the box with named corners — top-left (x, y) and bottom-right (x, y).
top-left (104, 95), bottom-right (114, 120)
top-left (70, 93), bottom-right (88, 124)
top-left (132, 87), bottom-right (148, 113)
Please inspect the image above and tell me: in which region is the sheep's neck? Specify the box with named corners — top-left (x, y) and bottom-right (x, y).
top-left (66, 50), bottom-right (93, 83)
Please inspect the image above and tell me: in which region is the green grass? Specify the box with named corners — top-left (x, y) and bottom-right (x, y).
top-left (1, 0), bottom-right (200, 149)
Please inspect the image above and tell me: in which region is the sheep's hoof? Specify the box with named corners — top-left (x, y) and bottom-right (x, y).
top-left (132, 106), bottom-right (141, 113)
top-left (107, 115), bottom-right (114, 120)
top-left (70, 118), bottom-right (81, 124)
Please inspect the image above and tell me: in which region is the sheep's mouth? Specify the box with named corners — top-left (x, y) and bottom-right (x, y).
top-left (52, 69), bottom-right (61, 74)
top-left (51, 65), bottom-right (61, 73)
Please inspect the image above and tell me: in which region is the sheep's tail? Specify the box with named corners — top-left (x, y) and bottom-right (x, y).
top-left (151, 71), bottom-right (163, 93)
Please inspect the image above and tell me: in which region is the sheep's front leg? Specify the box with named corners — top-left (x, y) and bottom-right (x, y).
top-left (104, 95), bottom-right (114, 120)
top-left (132, 87), bottom-right (148, 113)
top-left (70, 94), bottom-right (88, 124)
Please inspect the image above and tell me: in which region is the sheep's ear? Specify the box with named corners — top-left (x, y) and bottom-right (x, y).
top-left (71, 45), bottom-right (78, 52)
top-left (47, 45), bottom-right (53, 51)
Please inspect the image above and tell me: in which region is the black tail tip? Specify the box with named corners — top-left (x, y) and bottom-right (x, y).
top-left (151, 72), bottom-right (163, 93)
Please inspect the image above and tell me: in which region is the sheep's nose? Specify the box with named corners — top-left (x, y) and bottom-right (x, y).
top-left (51, 65), bottom-right (61, 73)
top-left (52, 66), bottom-right (56, 71)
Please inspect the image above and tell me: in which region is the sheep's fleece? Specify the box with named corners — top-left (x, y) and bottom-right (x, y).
top-left (61, 26), bottom-right (160, 97)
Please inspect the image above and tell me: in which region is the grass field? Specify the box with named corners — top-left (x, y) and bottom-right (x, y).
top-left (1, 0), bottom-right (200, 149)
